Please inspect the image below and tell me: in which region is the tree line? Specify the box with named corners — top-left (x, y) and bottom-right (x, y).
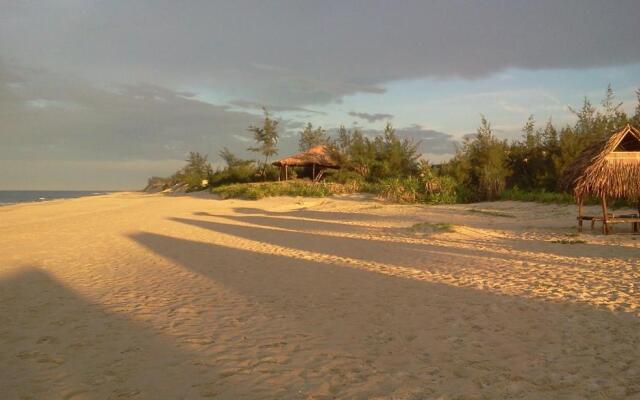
top-left (147, 86), bottom-right (640, 203)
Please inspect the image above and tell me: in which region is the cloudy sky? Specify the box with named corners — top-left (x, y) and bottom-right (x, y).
top-left (1, 1), bottom-right (640, 189)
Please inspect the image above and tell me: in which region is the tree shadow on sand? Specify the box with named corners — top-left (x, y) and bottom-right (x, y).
top-left (0, 267), bottom-right (220, 399)
top-left (183, 213), bottom-right (638, 270)
top-left (229, 206), bottom-right (419, 222)
top-left (130, 230), bottom-right (640, 399)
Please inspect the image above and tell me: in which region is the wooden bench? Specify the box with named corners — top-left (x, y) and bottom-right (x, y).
top-left (578, 214), bottom-right (639, 233)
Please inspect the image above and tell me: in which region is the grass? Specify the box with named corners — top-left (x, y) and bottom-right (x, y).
top-left (211, 180), bottom-right (358, 200)
top-left (500, 187), bottom-right (636, 209)
top-left (550, 238), bottom-right (587, 244)
top-left (466, 208), bottom-right (515, 218)
top-left (500, 188), bottom-right (575, 204)
top-left (408, 222), bottom-right (454, 235)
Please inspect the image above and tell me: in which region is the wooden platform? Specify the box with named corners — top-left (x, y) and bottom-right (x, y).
top-left (578, 214), bottom-right (640, 234)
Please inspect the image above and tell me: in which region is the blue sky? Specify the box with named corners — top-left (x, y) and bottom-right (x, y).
top-left (1, 1), bottom-right (639, 189)
top-left (240, 63), bottom-right (640, 136)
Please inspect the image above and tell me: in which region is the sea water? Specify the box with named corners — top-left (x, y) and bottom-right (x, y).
top-left (0, 191), bottom-right (110, 206)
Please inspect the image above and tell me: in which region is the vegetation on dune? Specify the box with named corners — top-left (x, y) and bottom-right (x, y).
top-left (146, 86), bottom-right (640, 206)
top-left (211, 181), bottom-right (359, 200)
top-left (144, 151), bottom-right (213, 193)
top-left (408, 222), bottom-right (454, 235)
top-left (550, 238), bottom-right (587, 245)
top-left (298, 123), bottom-right (330, 151)
top-left (466, 208), bottom-right (515, 218)
top-left (499, 187), bottom-right (575, 204)
top-left (247, 108), bottom-right (279, 180)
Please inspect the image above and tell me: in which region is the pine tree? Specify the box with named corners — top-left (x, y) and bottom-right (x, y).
top-left (631, 89), bottom-right (640, 126)
top-left (247, 108), bottom-right (279, 178)
top-left (298, 123), bottom-right (329, 151)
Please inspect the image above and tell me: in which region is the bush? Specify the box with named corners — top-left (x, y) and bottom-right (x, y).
top-left (499, 187), bottom-right (575, 204)
top-left (209, 163), bottom-right (257, 187)
top-left (360, 175), bottom-right (461, 204)
top-left (376, 177), bottom-right (421, 203)
top-left (211, 181), bottom-right (359, 200)
top-left (324, 169), bottom-right (365, 185)
top-left (422, 175), bottom-right (460, 204)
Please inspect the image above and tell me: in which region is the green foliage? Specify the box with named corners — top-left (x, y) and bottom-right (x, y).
top-left (408, 222), bottom-right (454, 235)
top-left (440, 85), bottom-right (639, 201)
top-left (149, 85), bottom-right (640, 207)
top-left (298, 123), bottom-right (329, 151)
top-left (466, 208), bottom-right (515, 218)
top-left (500, 187), bottom-right (575, 204)
top-left (327, 123), bottom-right (419, 181)
top-left (550, 238), bottom-right (586, 245)
top-left (209, 163), bottom-right (256, 187)
top-left (448, 115), bottom-right (509, 201)
top-left (209, 148), bottom-right (257, 187)
top-left (211, 181), bottom-right (358, 200)
top-left (376, 177), bottom-right (422, 203)
top-left (360, 162), bottom-right (461, 204)
top-left (180, 152), bottom-right (213, 191)
top-left (633, 89), bottom-right (640, 127)
top-left (324, 169), bottom-right (366, 185)
top-left (219, 147), bottom-right (252, 168)
top-left (247, 108), bottom-right (279, 178)
top-left (145, 151), bottom-right (213, 192)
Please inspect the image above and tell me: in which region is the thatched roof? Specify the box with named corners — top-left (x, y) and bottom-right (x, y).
top-left (563, 124), bottom-right (640, 199)
top-left (272, 145), bottom-right (339, 168)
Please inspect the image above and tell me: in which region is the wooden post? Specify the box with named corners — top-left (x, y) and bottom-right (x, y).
top-left (312, 164), bottom-right (316, 181)
top-left (278, 166), bottom-right (282, 181)
top-left (577, 197), bottom-right (583, 233)
top-left (285, 165), bottom-right (288, 181)
top-left (601, 195), bottom-right (609, 235)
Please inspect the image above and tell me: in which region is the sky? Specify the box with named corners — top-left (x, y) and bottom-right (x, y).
top-left (1, 0), bottom-right (640, 190)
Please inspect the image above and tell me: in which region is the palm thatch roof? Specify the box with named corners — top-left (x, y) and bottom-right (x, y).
top-left (563, 124), bottom-right (640, 199)
top-left (271, 145), bottom-right (339, 168)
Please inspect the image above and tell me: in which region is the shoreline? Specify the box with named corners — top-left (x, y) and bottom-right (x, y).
top-left (0, 190), bottom-right (118, 206)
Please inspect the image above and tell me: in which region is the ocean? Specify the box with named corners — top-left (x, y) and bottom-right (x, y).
top-left (0, 191), bottom-right (111, 206)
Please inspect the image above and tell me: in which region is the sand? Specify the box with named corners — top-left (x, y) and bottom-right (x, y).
top-left (1, 192), bottom-right (639, 399)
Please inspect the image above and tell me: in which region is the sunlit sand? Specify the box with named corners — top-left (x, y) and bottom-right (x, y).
top-left (1, 192), bottom-right (638, 398)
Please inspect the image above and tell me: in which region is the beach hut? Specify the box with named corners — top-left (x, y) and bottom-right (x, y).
top-left (272, 145), bottom-right (340, 182)
top-left (563, 124), bottom-right (640, 234)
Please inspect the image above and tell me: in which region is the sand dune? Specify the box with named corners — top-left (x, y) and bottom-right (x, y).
top-left (1, 192), bottom-right (639, 399)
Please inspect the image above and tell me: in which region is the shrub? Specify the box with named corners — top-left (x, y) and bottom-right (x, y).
top-left (209, 163), bottom-right (257, 187)
top-left (324, 169), bottom-right (365, 185)
top-left (376, 177), bottom-right (421, 203)
top-left (499, 187), bottom-right (575, 204)
top-left (422, 175), bottom-right (459, 204)
top-left (211, 181), bottom-right (359, 200)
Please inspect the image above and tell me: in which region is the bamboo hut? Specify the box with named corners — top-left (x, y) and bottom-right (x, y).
top-left (271, 145), bottom-right (340, 181)
top-left (563, 124), bottom-right (640, 234)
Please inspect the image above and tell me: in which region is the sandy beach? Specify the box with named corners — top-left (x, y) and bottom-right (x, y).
top-left (1, 192), bottom-right (639, 399)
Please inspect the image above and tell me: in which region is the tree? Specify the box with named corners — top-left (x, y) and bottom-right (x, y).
top-left (569, 97), bottom-right (597, 136)
top-left (371, 122), bottom-right (420, 179)
top-left (602, 84), bottom-right (623, 117)
top-left (600, 84), bottom-right (627, 134)
top-left (298, 123), bottom-right (329, 151)
top-left (181, 151), bottom-right (213, 190)
top-left (631, 88), bottom-right (640, 126)
top-left (542, 118), bottom-right (558, 149)
top-left (219, 147), bottom-right (252, 168)
top-left (247, 108), bottom-right (279, 178)
top-left (452, 115), bottom-right (509, 200)
top-left (521, 114), bottom-right (540, 149)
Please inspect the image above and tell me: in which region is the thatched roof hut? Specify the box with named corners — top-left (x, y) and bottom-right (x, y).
top-left (563, 124), bottom-right (640, 234)
top-left (272, 145), bottom-right (339, 181)
top-left (564, 124), bottom-right (640, 199)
